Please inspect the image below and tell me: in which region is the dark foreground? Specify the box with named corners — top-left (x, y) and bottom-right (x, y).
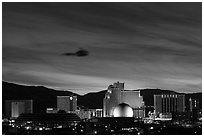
top-left (3, 120), bottom-right (202, 135)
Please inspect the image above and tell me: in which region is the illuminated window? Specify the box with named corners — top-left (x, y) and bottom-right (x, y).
top-left (70, 97), bottom-right (73, 100)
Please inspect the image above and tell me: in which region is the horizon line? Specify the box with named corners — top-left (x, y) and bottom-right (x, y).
top-left (2, 80), bottom-right (202, 95)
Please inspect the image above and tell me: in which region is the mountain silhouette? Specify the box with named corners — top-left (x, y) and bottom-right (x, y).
top-left (2, 81), bottom-right (79, 114)
top-left (2, 81), bottom-right (202, 115)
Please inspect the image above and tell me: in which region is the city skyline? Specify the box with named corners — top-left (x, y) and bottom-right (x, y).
top-left (2, 2), bottom-right (202, 95)
top-left (2, 80), bottom-right (202, 135)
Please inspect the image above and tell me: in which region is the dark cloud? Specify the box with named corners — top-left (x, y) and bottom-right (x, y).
top-left (2, 2), bottom-right (201, 94)
top-left (62, 48), bottom-right (89, 57)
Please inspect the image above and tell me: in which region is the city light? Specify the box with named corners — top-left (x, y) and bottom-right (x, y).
top-left (70, 97), bottom-right (73, 100)
top-left (2, 82), bottom-right (202, 135)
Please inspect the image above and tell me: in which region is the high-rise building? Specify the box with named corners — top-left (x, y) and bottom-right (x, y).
top-left (154, 94), bottom-right (185, 116)
top-left (57, 96), bottom-right (77, 112)
top-left (189, 98), bottom-right (199, 111)
top-left (5, 100), bottom-right (33, 118)
top-left (189, 98), bottom-right (200, 121)
top-left (103, 82), bottom-right (124, 117)
top-left (103, 81), bottom-right (144, 118)
top-left (121, 90), bottom-right (144, 118)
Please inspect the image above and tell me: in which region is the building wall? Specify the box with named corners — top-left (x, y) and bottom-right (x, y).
top-left (75, 109), bottom-right (103, 119)
top-left (75, 110), bottom-right (92, 119)
top-left (133, 108), bottom-right (145, 118)
top-left (122, 91), bottom-right (145, 118)
top-left (154, 95), bottom-right (162, 116)
top-left (11, 102), bottom-right (25, 118)
top-left (5, 100), bottom-right (33, 118)
top-left (103, 82), bottom-right (124, 117)
top-left (121, 91), bottom-right (144, 108)
top-left (70, 96), bottom-right (77, 111)
top-left (57, 96), bottom-right (77, 112)
top-left (103, 82), bottom-right (145, 118)
top-left (189, 98), bottom-right (200, 121)
top-left (46, 108), bottom-right (58, 113)
top-left (154, 94), bottom-right (185, 116)
top-left (94, 109), bottom-right (103, 117)
top-left (57, 96), bottom-right (70, 112)
top-left (189, 98), bottom-right (199, 111)
top-left (177, 95), bottom-right (185, 112)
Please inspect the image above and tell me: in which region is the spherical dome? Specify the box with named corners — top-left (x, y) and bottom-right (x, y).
top-left (113, 103), bottom-right (133, 117)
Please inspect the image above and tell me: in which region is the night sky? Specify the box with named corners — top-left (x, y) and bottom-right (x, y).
top-left (2, 2), bottom-right (202, 95)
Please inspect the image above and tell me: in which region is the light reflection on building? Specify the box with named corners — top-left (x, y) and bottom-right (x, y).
top-left (5, 100), bottom-right (33, 118)
top-left (103, 81), bottom-right (145, 118)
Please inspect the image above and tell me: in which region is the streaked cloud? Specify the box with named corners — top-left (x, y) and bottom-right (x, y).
top-left (2, 2), bottom-right (201, 94)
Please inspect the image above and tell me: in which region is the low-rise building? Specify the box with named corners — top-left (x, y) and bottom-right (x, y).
top-left (5, 100), bottom-right (33, 118)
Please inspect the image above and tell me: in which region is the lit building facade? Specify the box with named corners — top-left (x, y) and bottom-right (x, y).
top-left (46, 108), bottom-right (58, 113)
top-left (154, 94), bottom-right (185, 116)
top-left (113, 103), bottom-right (134, 117)
top-left (94, 109), bottom-right (103, 117)
top-left (57, 96), bottom-right (77, 112)
top-left (122, 90), bottom-right (144, 118)
top-left (103, 81), bottom-right (144, 118)
top-left (5, 100), bottom-right (33, 118)
top-left (189, 98), bottom-right (199, 111)
top-left (75, 109), bottom-right (103, 119)
top-left (189, 98), bottom-right (200, 121)
top-left (103, 82), bottom-right (124, 117)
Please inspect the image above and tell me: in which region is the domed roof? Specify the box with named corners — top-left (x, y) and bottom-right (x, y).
top-left (113, 103), bottom-right (133, 117)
